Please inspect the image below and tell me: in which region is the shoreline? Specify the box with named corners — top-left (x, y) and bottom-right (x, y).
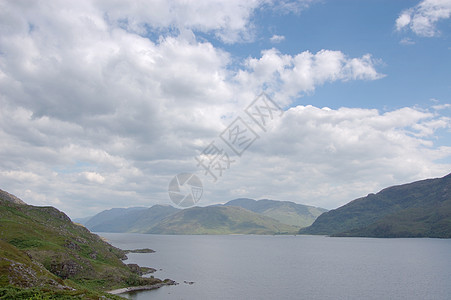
top-left (107, 281), bottom-right (176, 295)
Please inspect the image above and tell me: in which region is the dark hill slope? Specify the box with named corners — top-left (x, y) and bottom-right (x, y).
top-left (300, 173), bottom-right (451, 238)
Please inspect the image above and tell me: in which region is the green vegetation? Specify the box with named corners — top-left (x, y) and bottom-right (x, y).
top-left (146, 206), bottom-right (300, 235)
top-left (0, 285), bottom-right (125, 299)
top-left (0, 190), bottom-right (168, 299)
top-left (224, 198), bottom-right (327, 227)
top-left (82, 199), bottom-right (327, 234)
top-left (300, 173), bottom-right (451, 238)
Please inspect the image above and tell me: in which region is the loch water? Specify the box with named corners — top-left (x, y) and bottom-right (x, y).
top-left (99, 233), bottom-right (451, 300)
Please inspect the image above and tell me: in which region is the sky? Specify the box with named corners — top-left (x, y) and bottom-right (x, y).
top-left (0, 0), bottom-right (450, 218)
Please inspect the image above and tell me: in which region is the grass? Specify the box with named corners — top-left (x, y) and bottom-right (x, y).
top-left (0, 286), bottom-right (125, 300)
top-left (0, 196), bottom-right (165, 298)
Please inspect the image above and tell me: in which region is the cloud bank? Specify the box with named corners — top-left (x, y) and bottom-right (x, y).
top-left (0, 0), bottom-right (449, 217)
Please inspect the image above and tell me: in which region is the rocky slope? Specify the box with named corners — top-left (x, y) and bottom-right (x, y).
top-left (0, 191), bottom-right (171, 299)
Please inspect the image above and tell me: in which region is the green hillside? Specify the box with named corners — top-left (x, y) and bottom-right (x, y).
top-left (146, 206), bottom-right (299, 235)
top-left (224, 198), bottom-right (327, 227)
top-left (0, 190), bottom-right (170, 299)
top-left (128, 205), bottom-right (181, 233)
top-left (300, 173), bottom-right (451, 238)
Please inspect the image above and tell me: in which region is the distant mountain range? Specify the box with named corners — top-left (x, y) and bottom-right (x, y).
top-left (76, 199), bottom-right (327, 235)
top-left (300, 173), bottom-right (451, 238)
top-left (147, 206), bottom-right (298, 234)
top-left (83, 206), bottom-right (179, 233)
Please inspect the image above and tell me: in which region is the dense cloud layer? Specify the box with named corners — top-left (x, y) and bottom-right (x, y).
top-left (0, 0), bottom-right (449, 217)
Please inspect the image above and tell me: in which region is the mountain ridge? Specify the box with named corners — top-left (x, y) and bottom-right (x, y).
top-left (0, 189), bottom-right (26, 205)
top-left (146, 206), bottom-right (299, 235)
top-left (224, 198), bottom-right (327, 227)
top-left (81, 199), bottom-right (328, 234)
top-left (300, 173), bottom-right (451, 238)
top-left (82, 205), bottom-right (180, 233)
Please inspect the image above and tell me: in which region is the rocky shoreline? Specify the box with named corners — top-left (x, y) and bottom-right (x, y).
top-left (107, 280), bottom-right (177, 295)
top-left (110, 247), bottom-right (176, 295)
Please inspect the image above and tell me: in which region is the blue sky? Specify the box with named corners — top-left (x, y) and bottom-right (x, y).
top-left (0, 0), bottom-right (450, 217)
top-left (223, 0), bottom-right (450, 110)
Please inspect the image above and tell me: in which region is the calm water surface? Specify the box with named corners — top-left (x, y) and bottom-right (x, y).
top-left (99, 233), bottom-right (451, 300)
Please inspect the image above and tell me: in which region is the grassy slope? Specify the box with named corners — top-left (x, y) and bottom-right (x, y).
top-left (300, 173), bottom-right (451, 238)
top-left (224, 199), bottom-right (327, 227)
top-left (146, 206), bottom-right (299, 234)
top-left (128, 205), bottom-right (180, 233)
top-left (0, 194), bottom-right (165, 299)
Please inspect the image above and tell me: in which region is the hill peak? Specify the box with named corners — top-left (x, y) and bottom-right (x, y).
top-left (0, 189), bottom-right (26, 205)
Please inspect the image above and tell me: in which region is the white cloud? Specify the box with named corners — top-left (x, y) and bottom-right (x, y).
top-left (433, 103), bottom-right (451, 110)
top-left (81, 172), bottom-right (106, 184)
top-left (93, 0), bottom-right (319, 43)
top-left (236, 49), bottom-right (384, 101)
top-left (94, 0), bottom-right (264, 43)
top-left (396, 0), bottom-right (451, 37)
top-left (0, 0), bottom-right (449, 218)
top-left (212, 105), bottom-right (451, 209)
top-left (268, 0), bottom-right (318, 14)
top-left (399, 37), bottom-right (416, 45)
top-left (270, 34), bottom-right (285, 43)
top-left (396, 12), bottom-right (412, 30)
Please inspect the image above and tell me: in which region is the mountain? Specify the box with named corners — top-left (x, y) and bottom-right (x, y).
top-left (83, 205), bottom-right (180, 233)
top-left (72, 215), bottom-right (94, 225)
top-left (300, 173), bottom-right (451, 238)
top-left (0, 191), bottom-right (171, 299)
top-left (83, 207), bottom-right (147, 231)
top-left (224, 198), bottom-right (327, 227)
top-left (0, 189), bottom-right (26, 205)
top-left (82, 199), bottom-right (327, 234)
top-left (127, 205), bottom-right (181, 233)
top-left (146, 206), bottom-right (299, 235)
